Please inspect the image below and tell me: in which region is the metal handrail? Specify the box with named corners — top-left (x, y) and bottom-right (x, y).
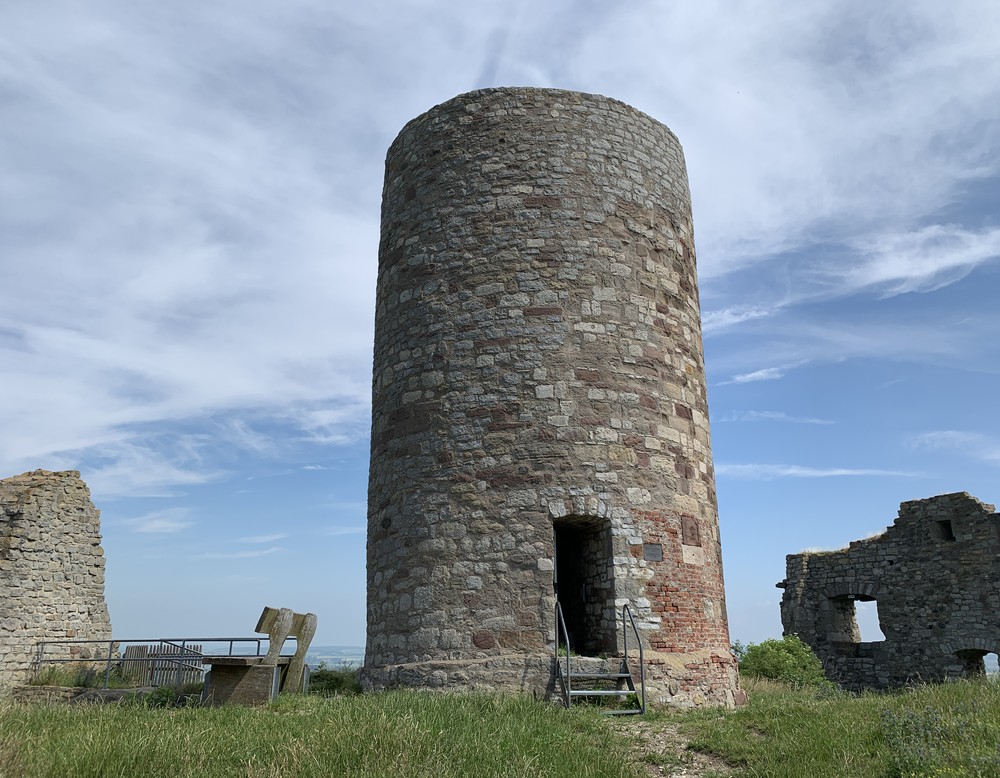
top-left (36, 637), bottom-right (275, 651)
top-left (554, 601), bottom-right (572, 707)
top-left (621, 604), bottom-right (646, 713)
top-left (33, 636), bottom-right (295, 689)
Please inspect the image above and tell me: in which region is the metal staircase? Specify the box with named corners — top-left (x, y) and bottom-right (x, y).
top-left (554, 602), bottom-right (646, 715)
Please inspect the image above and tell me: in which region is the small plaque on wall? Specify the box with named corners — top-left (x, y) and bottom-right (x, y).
top-left (681, 516), bottom-right (701, 547)
top-left (643, 543), bottom-right (663, 562)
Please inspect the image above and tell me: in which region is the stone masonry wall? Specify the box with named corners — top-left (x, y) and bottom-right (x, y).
top-left (363, 87), bottom-right (740, 707)
top-left (779, 492), bottom-right (1000, 689)
top-left (0, 470), bottom-right (112, 691)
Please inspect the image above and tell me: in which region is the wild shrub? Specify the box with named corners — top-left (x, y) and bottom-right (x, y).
top-left (308, 662), bottom-right (361, 696)
top-left (31, 662), bottom-right (175, 690)
top-left (145, 686), bottom-right (176, 708)
top-left (733, 634), bottom-right (834, 689)
top-left (31, 663), bottom-right (108, 688)
top-left (880, 692), bottom-right (1000, 777)
top-left (119, 685), bottom-right (200, 708)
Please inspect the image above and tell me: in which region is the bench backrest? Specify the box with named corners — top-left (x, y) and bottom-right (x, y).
top-left (255, 606), bottom-right (311, 638)
top-left (253, 606), bottom-right (317, 692)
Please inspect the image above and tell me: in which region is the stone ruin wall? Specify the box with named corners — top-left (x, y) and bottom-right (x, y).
top-left (363, 87), bottom-right (740, 708)
top-left (0, 470), bottom-right (112, 691)
top-left (779, 492), bottom-right (1000, 689)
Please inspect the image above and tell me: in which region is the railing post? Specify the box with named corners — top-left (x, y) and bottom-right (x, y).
top-left (104, 639), bottom-right (114, 689)
top-left (622, 604), bottom-right (628, 664)
top-left (619, 604), bottom-right (646, 713)
top-left (35, 641), bottom-right (46, 685)
top-left (554, 601), bottom-right (572, 707)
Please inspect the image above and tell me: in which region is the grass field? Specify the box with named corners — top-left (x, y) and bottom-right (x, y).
top-left (0, 691), bottom-right (636, 778)
top-left (4, 677), bottom-right (1000, 777)
top-left (673, 677), bottom-right (1000, 777)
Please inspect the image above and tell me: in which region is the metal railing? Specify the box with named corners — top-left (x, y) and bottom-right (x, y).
top-left (33, 636), bottom-right (296, 689)
top-left (554, 601), bottom-right (572, 707)
top-left (621, 603), bottom-right (646, 714)
top-left (554, 602), bottom-right (646, 713)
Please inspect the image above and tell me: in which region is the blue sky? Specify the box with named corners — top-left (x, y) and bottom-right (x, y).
top-left (1, 1), bottom-right (997, 647)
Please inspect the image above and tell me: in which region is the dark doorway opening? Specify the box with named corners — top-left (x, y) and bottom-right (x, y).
top-left (554, 517), bottom-right (614, 657)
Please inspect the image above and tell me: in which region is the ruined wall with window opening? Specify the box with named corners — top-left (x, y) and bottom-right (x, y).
top-left (778, 492), bottom-right (1000, 689)
top-left (0, 470), bottom-right (112, 691)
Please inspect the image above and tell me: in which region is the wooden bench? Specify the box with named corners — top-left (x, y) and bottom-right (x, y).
top-left (202, 606), bottom-right (317, 705)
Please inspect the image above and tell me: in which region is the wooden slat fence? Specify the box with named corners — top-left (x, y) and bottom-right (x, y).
top-left (120, 644), bottom-right (203, 687)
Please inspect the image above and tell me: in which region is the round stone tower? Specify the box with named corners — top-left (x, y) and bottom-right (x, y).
top-left (363, 87), bottom-right (740, 707)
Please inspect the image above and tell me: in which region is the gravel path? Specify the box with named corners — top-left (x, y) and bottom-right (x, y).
top-left (615, 717), bottom-right (735, 777)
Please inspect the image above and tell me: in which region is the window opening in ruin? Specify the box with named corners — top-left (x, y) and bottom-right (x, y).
top-left (956, 649), bottom-right (997, 678)
top-left (827, 594), bottom-right (884, 645)
top-left (954, 650), bottom-right (1000, 678)
top-left (855, 599), bottom-right (886, 642)
top-left (936, 519), bottom-right (956, 541)
top-left (553, 516), bottom-right (614, 657)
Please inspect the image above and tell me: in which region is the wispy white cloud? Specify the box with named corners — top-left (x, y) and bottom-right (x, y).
top-left (809, 319), bottom-right (999, 369)
top-left (79, 441), bottom-right (223, 498)
top-left (910, 431), bottom-right (1000, 465)
top-left (801, 527), bottom-right (889, 554)
top-left (327, 526), bottom-right (366, 537)
top-left (718, 411), bottom-right (835, 425)
top-left (122, 508), bottom-right (193, 534)
top-left (840, 225), bottom-right (1000, 296)
top-left (200, 546), bottom-right (283, 560)
top-left (320, 498), bottom-right (368, 512)
top-left (215, 420), bottom-right (279, 458)
top-left (238, 533), bottom-right (287, 544)
top-left (719, 367), bottom-right (788, 385)
top-left (707, 313), bottom-right (1000, 384)
top-left (285, 403), bottom-right (372, 447)
top-left (701, 307), bottom-right (775, 334)
top-left (717, 464), bottom-right (919, 480)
